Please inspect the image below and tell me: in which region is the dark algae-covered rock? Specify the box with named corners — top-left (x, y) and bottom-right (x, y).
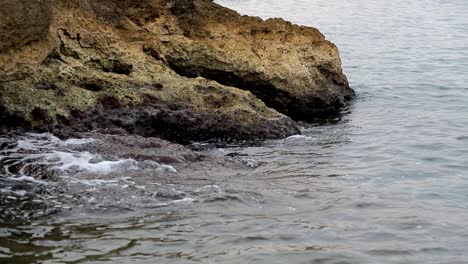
top-left (0, 0), bottom-right (354, 143)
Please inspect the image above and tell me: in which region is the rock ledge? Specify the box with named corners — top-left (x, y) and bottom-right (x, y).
top-left (0, 0), bottom-right (354, 143)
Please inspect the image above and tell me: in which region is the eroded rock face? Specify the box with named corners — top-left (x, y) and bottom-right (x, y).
top-left (0, 0), bottom-right (352, 143)
top-left (157, 0), bottom-right (355, 119)
top-left (0, 0), bottom-right (300, 143)
top-left (0, 0), bottom-right (52, 53)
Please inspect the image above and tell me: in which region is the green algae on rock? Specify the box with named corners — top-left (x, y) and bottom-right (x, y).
top-left (0, 0), bottom-right (353, 143)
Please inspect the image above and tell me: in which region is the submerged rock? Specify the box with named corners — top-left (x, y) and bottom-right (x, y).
top-left (0, 0), bottom-right (353, 143)
top-left (0, 132), bottom-right (249, 222)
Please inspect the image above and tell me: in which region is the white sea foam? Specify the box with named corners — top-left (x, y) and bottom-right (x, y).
top-left (157, 164), bottom-right (177, 173)
top-left (287, 135), bottom-right (307, 139)
top-left (0, 188), bottom-right (28, 197)
top-left (9, 175), bottom-right (48, 185)
top-left (1, 133), bottom-right (177, 178)
top-left (172, 197), bottom-right (196, 204)
top-left (241, 157), bottom-right (259, 168)
top-left (286, 134), bottom-right (314, 140)
top-left (51, 151), bottom-right (138, 173)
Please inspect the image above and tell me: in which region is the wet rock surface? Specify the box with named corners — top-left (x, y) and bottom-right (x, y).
top-left (64, 132), bottom-right (245, 174)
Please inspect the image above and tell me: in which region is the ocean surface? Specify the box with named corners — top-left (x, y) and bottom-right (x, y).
top-left (2, 0), bottom-right (468, 263)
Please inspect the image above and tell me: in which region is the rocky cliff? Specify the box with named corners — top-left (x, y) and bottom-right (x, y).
top-left (0, 0), bottom-right (354, 143)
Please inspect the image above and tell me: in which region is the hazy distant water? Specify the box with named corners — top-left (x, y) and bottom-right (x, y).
top-left (214, 0), bottom-right (468, 262)
top-left (2, 0), bottom-right (468, 263)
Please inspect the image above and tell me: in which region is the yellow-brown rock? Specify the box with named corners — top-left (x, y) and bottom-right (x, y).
top-left (0, 0), bottom-right (353, 142)
top-left (156, 0), bottom-right (355, 119)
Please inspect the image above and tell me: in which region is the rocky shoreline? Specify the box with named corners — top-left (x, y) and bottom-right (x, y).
top-left (0, 0), bottom-right (354, 144)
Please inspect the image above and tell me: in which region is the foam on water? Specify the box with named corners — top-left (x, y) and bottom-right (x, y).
top-left (0, 133), bottom-right (178, 179)
top-left (8, 175), bottom-right (48, 185)
top-left (0, 133), bottom-right (185, 224)
top-left (3, 0), bottom-right (468, 263)
top-left (286, 135), bottom-right (309, 140)
top-left (2, 133), bottom-right (135, 176)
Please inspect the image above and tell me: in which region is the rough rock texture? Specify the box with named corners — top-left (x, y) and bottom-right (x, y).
top-left (0, 0), bottom-right (54, 81)
top-left (0, 0), bottom-right (353, 143)
top-left (157, 0), bottom-right (355, 119)
top-left (0, 0), bottom-right (52, 53)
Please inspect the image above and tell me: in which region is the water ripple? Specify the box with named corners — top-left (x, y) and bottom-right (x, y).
top-left (3, 0), bottom-right (468, 263)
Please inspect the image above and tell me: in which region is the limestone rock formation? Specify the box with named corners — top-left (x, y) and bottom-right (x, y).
top-left (158, 0), bottom-right (355, 119)
top-left (0, 0), bottom-right (52, 53)
top-left (0, 0), bottom-right (354, 143)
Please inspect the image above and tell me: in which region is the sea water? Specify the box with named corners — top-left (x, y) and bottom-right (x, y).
top-left (1, 0), bottom-right (468, 263)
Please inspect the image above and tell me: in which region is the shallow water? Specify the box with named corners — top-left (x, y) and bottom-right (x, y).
top-left (2, 0), bottom-right (468, 263)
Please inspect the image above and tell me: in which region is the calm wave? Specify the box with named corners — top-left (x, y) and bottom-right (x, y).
top-left (2, 0), bottom-right (468, 263)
